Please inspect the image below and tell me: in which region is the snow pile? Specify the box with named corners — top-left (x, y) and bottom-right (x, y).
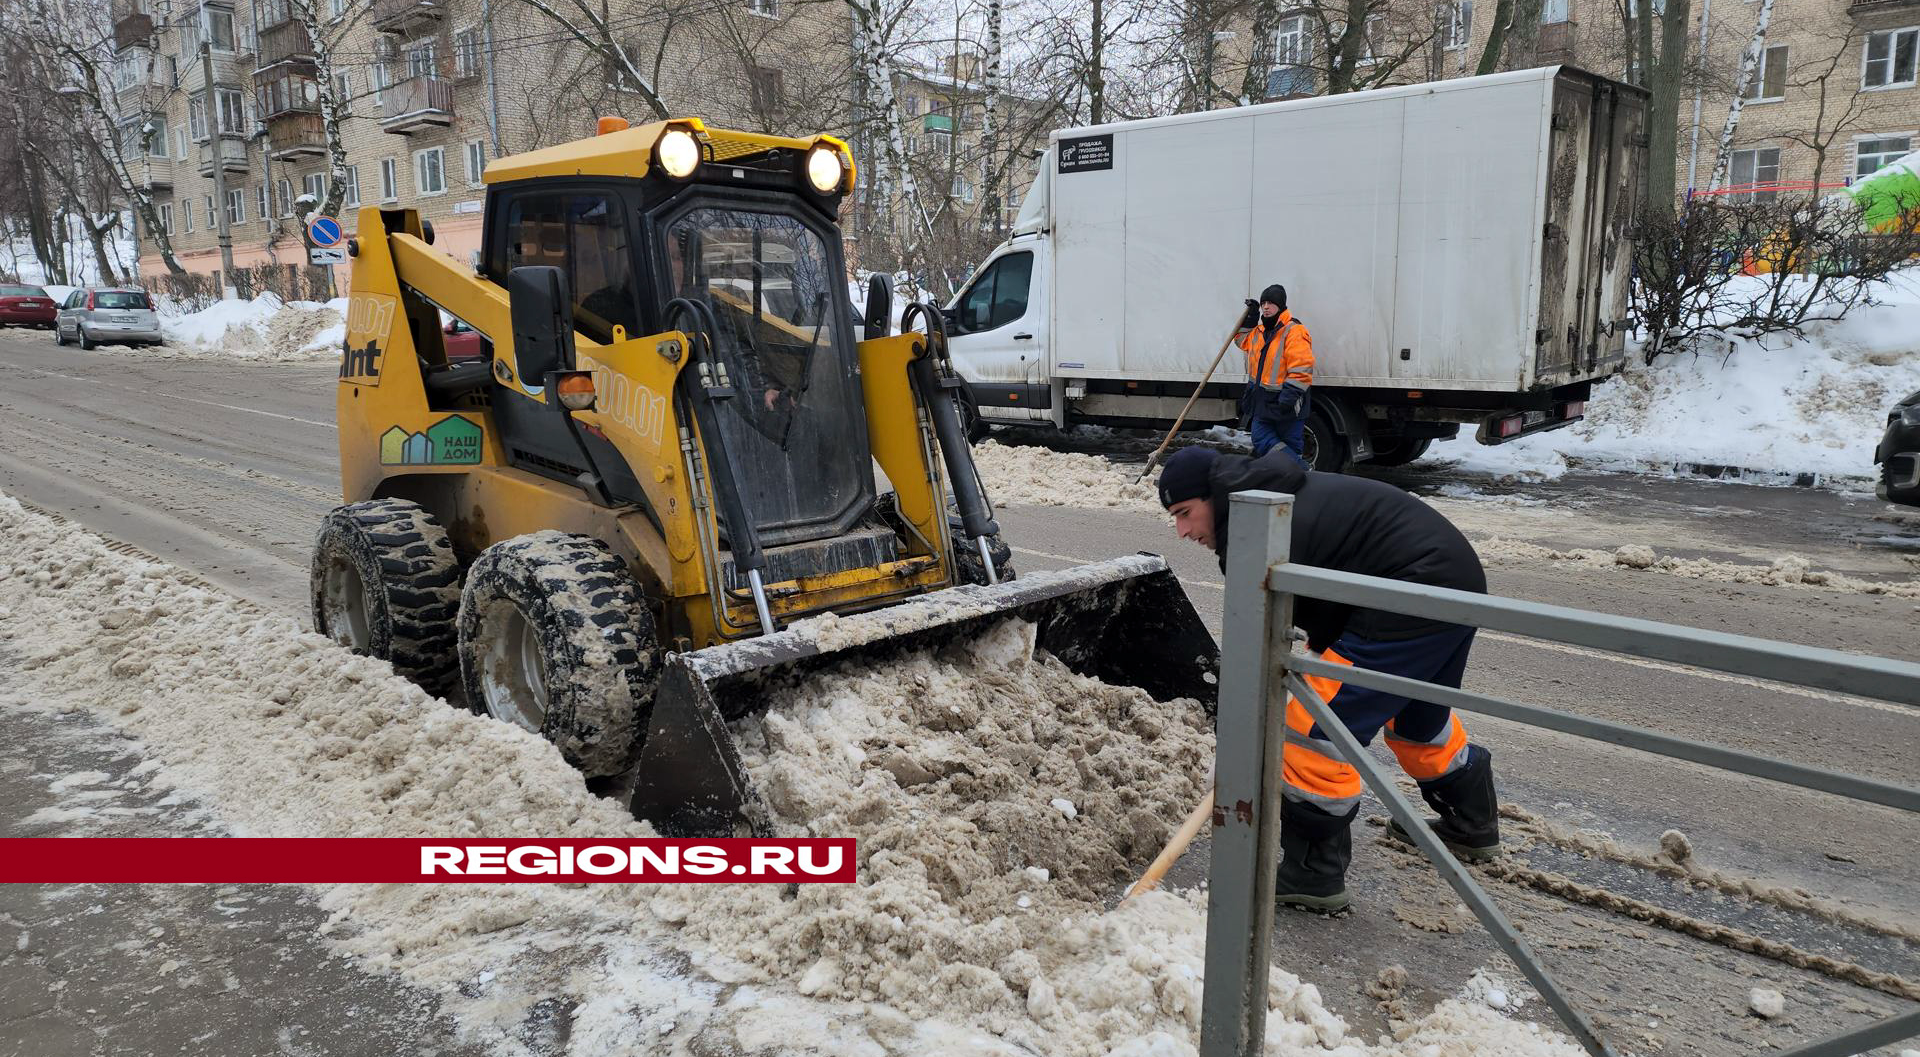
top-left (975, 440), bottom-right (1166, 513)
top-left (1474, 538), bottom-right (1920, 598)
top-left (0, 493), bottom-right (1588, 1057)
top-left (1, 218), bottom-right (138, 287)
top-left (158, 293), bottom-right (347, 359)
top-left (1428, 276), bottom-right (1920, 482)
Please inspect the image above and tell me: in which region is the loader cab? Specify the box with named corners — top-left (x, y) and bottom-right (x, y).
top-left (478, 121), bottom-right (877, 574)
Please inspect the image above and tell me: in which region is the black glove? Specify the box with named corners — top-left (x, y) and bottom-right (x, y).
top-left (1275, 381), bottom-right (1307, 418)
top-left (1240, 299), bottom-right (1260, 329)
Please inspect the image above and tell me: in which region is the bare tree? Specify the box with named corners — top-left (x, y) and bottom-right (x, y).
top-left (1703, 0), bottom-right (1776, 191)
top-left (510, 0), bottom-right (678, 118)
top-left (1770, 22), bottom-right (1875, 194)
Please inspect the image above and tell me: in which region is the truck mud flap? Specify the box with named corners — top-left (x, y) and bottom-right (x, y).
top-left (624, 554), bottom-right (1219, 836)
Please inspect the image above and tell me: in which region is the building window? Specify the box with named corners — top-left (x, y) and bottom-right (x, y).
top-left (278, 178), bottom-right (293, 216)
top-left (372, 59), bottom-right (392, 102)
top-left (454, 27), bottom-right (480, 78)
top-left (158, 203), bottom-right (173, 234)
top-left (1744, 45), bottom-right (1787, 102)
top-left (329, 0), bottom-right (345, 17)
top-left (951, 174), bottom-right (974, 202)
top-left (202, 5), bottom-right (236, 50)
top-left (1275, 14), bottom-right (1313, 67)
top-left (331, 72), bottom-right (352, 114)
top-left (345, 164), bottom-right (361, 206)
top-left (183, 200), bottom-right (193, 232)
top-left (1863, 28), bottom-right (1918, 90)
top-left (381, 157), bottom-right (399, 201)
top-left (465, 140), bottom-right (485, 186)
top-left (1445, 1), bottom-right (1472, 49)
top-left (749, 65), bottom-right (784, 113)
top-left (746, 0), bottom-right (778, 16)
top-left (214, 86), bottom-right (245, 134)
top-left (227, 188), bottom-right (245, 225)
top-left (1729, 147), bottom-right (1781, 202)
top-left (257, 184), bottom-right (268, 220)
top-left (188, 92), bottom-right (207, 140)
top-left (406, 39), bottom-right (437, 79)
top-left (1856, 136), bottom-right (1913, 179)
top-left (174, 126), bottom-right (187, 159)
top-left (302, 172), bottom-right (325, 208)
top-left (1540, 0), bottom-right (1569, 23)
top-left (415, 147), bottom-right (446, 195)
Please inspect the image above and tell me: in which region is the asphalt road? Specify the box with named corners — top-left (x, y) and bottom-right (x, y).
top-left (1, 328), bottom-right (1916, 1055)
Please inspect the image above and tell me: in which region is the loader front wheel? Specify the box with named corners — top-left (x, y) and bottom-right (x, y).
top-left (457, 532), bottom-right (659, 778)
top-left (311, 499), bottom-right (463, 694)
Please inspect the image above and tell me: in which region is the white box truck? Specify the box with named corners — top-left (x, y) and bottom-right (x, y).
top-left (942, 66), bottom-right (1647, 470)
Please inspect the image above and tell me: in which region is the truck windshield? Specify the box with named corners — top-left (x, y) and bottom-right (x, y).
top-left (663, 206), bottom-right (869, 548)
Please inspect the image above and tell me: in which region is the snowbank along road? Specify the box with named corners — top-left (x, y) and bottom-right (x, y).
top-left (1, 329), bottom-right (1916, 1056)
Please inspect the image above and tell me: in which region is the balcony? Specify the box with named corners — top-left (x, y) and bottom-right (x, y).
top-left (255, 19), bottom-right (316, 73)
top-left (380, 75), bottom-right (454, 134)
top-left (371, 0), bottom-right (445, 36)
top-left (111, 49), bottom-right (175, 95)
top-left (1265, 65), bottom-right (1317, 100)
top-left (111, 0), bottom-right (154, 50)
top-left (1536, 21), bottom-right (1579, 64)
top-left (1849, 0), bottom-right (1920, 23)
top-left (134, 158), bottom-right (174, 190)
top-left (922, 112), bottom-right (953, 133)
top-left (197, 135), bottom-right (249, 176)
top-left (267, 111), bottom-right (327, 160)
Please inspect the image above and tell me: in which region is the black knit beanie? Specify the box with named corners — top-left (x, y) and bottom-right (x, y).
top-left (1157, 447), bottom-right (1219, 509)
top-left (1260, 284), bottom-right (1287, 313)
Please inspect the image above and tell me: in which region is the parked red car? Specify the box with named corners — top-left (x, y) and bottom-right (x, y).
top-left (0, 284), bottom-right (58, 328)
top-left (443, 318), bottom-right (487, 361)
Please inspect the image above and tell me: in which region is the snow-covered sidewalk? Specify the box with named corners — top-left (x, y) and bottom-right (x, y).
top-left (0, 492), bottom-right (1583, 1056)
top-left (1425, 275), bottom-right (1920, 484)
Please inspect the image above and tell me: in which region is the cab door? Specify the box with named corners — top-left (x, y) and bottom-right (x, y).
top-left (944, 241), bottom-right (1048, 411)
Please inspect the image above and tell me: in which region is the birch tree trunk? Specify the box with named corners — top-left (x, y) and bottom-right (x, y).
top-left (845, 0), bottom-right (944, 295)
top-left (293, 0), bottom-right (353, 222)
top-left (1706, 0), bottom-right (1775, 191)
top-left (982, 0), bottom-right (1002, 235)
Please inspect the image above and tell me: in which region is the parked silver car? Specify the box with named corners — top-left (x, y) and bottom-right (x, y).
top-left (54, 287), bottom-right (163, 349)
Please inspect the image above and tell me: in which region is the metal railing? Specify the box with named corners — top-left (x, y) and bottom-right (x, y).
top-left (1198, 490), bottom-right (1920, 1057)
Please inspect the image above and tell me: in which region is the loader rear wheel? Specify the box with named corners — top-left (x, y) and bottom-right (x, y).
top-left (456, 532), bottom-right (659, 778)
top-left (311, 499), bottom-right (463, 694)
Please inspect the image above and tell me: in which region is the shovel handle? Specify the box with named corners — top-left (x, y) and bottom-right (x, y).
top-left (1133, 308), bottom-right (1249, 484)
top-left (1123, 785), bottom-right (1216, 902)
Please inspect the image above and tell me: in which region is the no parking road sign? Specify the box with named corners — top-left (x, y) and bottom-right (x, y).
top-left (308, 214), bottom-right (346, 265)
top-left (308, 215), bottom-right (344, 248)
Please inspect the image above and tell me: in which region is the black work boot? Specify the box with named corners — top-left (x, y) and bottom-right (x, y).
top-left (1276, 799), bottom-right (1356, 913)
top-left (1388, 744), bottom-right (1501, 861)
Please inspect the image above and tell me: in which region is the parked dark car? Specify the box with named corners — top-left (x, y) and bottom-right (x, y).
top-left (1876, 389), bottom-right (1920, 507)
top-left (54, 287), bottom-right (163, 349)
top-left (0, 284), bottom-right (58, 328)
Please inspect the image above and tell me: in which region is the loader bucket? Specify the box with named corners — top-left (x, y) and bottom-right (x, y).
top-left (625, 553), bottom-right (1218, 836)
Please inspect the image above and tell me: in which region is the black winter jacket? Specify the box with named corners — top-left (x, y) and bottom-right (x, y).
top-left (1208, 451), bottom-right (1486, 652)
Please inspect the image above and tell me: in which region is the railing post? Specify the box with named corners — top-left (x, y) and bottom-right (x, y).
top-left (1199, 490), bottom-right (1294, 1057)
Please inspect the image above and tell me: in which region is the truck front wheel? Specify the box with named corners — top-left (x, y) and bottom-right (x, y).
top-left (1366, 437), bottom-right (1432, 467)
top-left (1300, 407), bottom-right (1354, 474)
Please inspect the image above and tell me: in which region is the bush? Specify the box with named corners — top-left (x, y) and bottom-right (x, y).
top-left (150, 264), bottom-right (340, 314)
top-left (1630, 193), bottom-right (1920, 362)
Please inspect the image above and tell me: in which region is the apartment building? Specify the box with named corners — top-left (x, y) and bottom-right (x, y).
top-left (109, 0), bottom-right (852, 280)
top-left (1235, 0), bottom-right (1917, 202)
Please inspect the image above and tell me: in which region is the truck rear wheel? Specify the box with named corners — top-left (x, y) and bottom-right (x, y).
top-left (1367, 437), bottom-right (1432, 467)
top-left (311, 499), bottom-right (463, 694)
top-left (456, 531), bottom-right (659, 777)
top-left (1300, 407), bottom-right (1354, 474)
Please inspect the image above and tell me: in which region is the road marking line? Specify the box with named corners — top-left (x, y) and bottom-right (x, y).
top-left (13, 364), bottom-right (337, 429)
top-left (1008, 545), bottom-right (1914, 717)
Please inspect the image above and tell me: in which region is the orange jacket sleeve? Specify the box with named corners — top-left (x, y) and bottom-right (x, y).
top-left (1283, 321), bottom-right (1313, 386)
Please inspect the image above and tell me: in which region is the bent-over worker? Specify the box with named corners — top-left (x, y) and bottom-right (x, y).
top-left (1158, 445), bottom-right (1501, 913)
top-left (1236, 284), bottom-right (1313, 464)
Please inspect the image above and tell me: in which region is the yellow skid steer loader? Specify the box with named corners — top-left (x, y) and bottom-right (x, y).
top-left (313, 117), bottom-right (1216, 835)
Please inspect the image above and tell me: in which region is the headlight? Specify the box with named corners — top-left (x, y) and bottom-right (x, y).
top-left (655, 128), bottom-right (700, 179)
top-left (805, 146), bottom-right (846, 194)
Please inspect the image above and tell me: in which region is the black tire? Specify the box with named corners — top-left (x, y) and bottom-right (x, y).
top-left (311, 499), bottom-right (463, 693)
top-left (1367, 437), bottom-right (1432, 467)
top-left (1300, 406), bottom-right (1354, 474)
top-left (954, 532), bottom-right (1016, 585)
top-left (457, 531), bottom-right (659, 777)
top-left (53, 325), bottom-right (68, 347)
top-left (78, 327), bottom-right (96, 351)
top-left (954, 384), bottom-right (990, 444)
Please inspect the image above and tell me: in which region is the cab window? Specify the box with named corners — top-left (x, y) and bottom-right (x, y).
top-left (505, 191), bottom-right (639, 344)
top-left (954, 250), bottom-right (1032, 334)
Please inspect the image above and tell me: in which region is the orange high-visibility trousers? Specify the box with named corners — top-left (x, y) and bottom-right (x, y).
top-left (1282, 627), bottom-right (1477, 815)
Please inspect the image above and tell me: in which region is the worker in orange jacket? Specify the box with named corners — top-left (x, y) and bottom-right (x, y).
top-left (1236, 284), bottom-right (1314, 464)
